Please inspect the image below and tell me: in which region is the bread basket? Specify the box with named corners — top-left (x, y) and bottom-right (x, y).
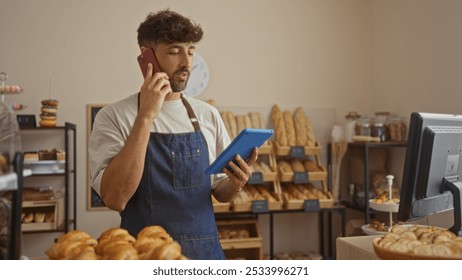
top-left (372, 237), bottom-right (462, 260)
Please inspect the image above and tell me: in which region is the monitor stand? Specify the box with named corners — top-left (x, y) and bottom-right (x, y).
top-left (442, 178), bottom-right (462, 236)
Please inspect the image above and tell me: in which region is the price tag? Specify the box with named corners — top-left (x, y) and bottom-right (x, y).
top-left (252, 200), bottom-right (269, 213)
top-left (303, 199), bottom-right (320, 212)
top-left (293, 172), bottom-right (309, 184)
top-left (290, 146), bottom-right (306, 158)
top-left (248, 172), bottom-right (264, 185)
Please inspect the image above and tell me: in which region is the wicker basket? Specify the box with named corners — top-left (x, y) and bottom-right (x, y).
top-left (372, 237), bottom-right (462, 260)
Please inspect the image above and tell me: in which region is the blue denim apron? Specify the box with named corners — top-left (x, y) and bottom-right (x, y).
top-left (120, 94), bottom-right (225, 260)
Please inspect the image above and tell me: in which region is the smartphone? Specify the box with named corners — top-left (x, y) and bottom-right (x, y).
top-left (137, 47), bottom-right (162, 77)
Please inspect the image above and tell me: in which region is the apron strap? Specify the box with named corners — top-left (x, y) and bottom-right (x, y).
top-left (136, 92), bottom-right (201, 131)
top-left (181, 94), bottom-right (201, 131)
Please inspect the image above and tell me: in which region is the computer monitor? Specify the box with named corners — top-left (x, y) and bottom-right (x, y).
top-left (398, 112), bottom-right (462, 236)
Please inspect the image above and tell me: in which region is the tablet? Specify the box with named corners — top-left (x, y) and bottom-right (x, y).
top-left (205, 128), bottom-right (274, 175)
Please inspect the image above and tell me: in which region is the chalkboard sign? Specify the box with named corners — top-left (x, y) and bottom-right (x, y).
top-left (87, 104), bottom-right (107, 210)
top-left (16, 114), bottom-right (36, 128)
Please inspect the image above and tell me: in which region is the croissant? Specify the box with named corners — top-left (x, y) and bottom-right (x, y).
top-left (137, 225), bottom-right (167, 239)
top-left (148, 240), bottom-right (182, 260)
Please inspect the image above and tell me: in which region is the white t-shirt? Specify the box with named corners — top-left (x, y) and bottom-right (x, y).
top-left (89, 93), bottom-right (230, 195)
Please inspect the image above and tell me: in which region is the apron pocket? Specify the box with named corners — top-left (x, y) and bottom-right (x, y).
top-left (171, 143), bottom-right (204, 190)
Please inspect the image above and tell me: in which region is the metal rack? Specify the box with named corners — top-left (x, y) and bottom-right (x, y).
top-left (20, 122), bottom-right (77, 233)
top-left (215, 204), bottom-right (346, 260)
top-left (340, 141), bottom-right (407, 224)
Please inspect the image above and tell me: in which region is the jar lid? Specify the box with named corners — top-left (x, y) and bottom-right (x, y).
top-left (345, 111), bottom-right (361, 119)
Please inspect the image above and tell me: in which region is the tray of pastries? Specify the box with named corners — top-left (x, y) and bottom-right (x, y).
top-left (373, 224), bottom-right (462, 260)
top-left (369, 192), bottom-right (399, 212)
top-left (45, 226), bottom-right (188, 260)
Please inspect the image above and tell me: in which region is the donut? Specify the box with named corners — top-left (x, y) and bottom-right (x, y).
top-left (39, 119), bottom-right (57, 127)
top-left (40, 113), bottom-right (57, 120)
top-left (41, 99), bottom-right (59, 107)
top-left (41, 106), bottom-right (58, 114)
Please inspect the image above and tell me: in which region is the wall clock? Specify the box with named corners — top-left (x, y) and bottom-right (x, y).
top-left (183, 53), bottom-right (210, 97)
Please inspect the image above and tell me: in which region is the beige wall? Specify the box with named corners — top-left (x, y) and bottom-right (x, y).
top-left (369, 0), bottom-right (462, 117)
top-left (2, 0), bottom-right (460, 257)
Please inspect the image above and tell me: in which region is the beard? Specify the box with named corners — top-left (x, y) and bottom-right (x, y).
top-left (170, 67), bottom-right (190, 92)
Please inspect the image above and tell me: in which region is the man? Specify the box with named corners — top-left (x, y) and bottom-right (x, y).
top-left (89, 9), bottom-right (258, 260)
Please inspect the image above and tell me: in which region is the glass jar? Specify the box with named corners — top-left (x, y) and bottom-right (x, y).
top-left (344, 111), bottom-right (361, 142)
top-left (371, 122), bottom-right (387, 142)
top-left (355, 117), bottom-right (372, 137)
top-left (385, 116), bottom-right (407, 142)
top-left (375, 111), bottom-right (390, 124)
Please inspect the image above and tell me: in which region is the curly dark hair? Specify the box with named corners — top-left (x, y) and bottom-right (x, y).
top-left (137, 9), bottom-right (203, 47)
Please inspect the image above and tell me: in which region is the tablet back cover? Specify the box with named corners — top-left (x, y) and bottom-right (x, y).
top-left (205, 128), bottom-right (274, 175)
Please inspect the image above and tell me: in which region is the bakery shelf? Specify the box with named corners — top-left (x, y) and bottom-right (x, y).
top-left (278, 166), bottom-right (328, 183)
top-left (20, 122), bottom-right (77, 234)
top-left (213, 202), bottom-right (231, 213)
top-left (273, 141), bottom-right (322, 157)
top-left (217, 219), bottom-right (263, 259)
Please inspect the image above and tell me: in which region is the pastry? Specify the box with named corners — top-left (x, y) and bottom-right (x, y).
top-left (39, 119), bottom-right (57, 128)
top-left (34, 212), bottom-right (46, 223)
top-left (22, 213), bottom-right (34, 223)
top-left (39, 99), bottom-right (59, 127)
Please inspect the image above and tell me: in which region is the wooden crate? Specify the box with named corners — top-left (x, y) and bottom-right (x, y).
top-left (278, 165), bottom-right (328, 183)
top-left (217, 219), bottom-right (263, 260)
top-left (232, 183), bottom-right (283, 211)
top-left (21, 200), bottom-right (58, 232)
top-left (223, 247), bottom-right (263, 260)
top-left (280, 184), bottom-right (334, 210)
top-left (273, 141), bottom-right (322, 157)
top-left (213, 202), bottom-right (231, 213)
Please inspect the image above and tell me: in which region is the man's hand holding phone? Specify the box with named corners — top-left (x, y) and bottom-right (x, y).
top-left (137, 48), bottom-right (172, 122)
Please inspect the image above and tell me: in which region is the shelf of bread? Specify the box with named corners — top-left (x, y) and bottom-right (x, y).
top-left (251, 158), bottom-right (277, 182)
top-left (21, 200), bottom-right (58, 231)
top-left (281, 183), bottom-right (334, 209)
top-left (277, 158), bottom-right (327, 183)
top-left (217, 219), bottom-right (263, 259)
top-left (270, 104), bottom-right (320, 156)
top-left (232, 183), bottom-right (283, 211)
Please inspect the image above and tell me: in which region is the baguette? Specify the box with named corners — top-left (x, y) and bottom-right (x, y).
top-left (294, 107), bottom-right (308, 146)
top-left (249, 112), bottom-right (262, 128)
top-left (283, 110), bottom-right (296, 146)
top-left (236, 115), bottom-right (246, 135)
top-left (271, 105), bottom-right (287, 146)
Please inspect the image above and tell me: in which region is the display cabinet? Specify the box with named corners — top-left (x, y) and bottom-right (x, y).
top-left (19, 122), bottom-right (76, 233)
top-left (340, 141), bottom-right (406, 225)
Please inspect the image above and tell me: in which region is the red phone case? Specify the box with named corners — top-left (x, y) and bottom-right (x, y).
top-left (137, 48), bottom-right (162, 77)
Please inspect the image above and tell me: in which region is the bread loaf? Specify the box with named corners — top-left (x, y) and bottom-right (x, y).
top-left (236, 115), bottom-right (246, 135)
top-left (304, 160), bottom-right (320, 172)
top-left (283, 110), bottom-right (296, 146)
top-left (290, 159), bottom-right (305, 172)
top-left (294, 107), bottom-right (308, 146)
top-left (220, 111), bottom-right (231, 137)
top-left (227, 112), bottom-right (238, 139)
top-left (249, 112), bottom-right (262, 128)
top-left (277, 160), bottom-right (292, 173)
top-left (271, 105), bottom-right (287, 146)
